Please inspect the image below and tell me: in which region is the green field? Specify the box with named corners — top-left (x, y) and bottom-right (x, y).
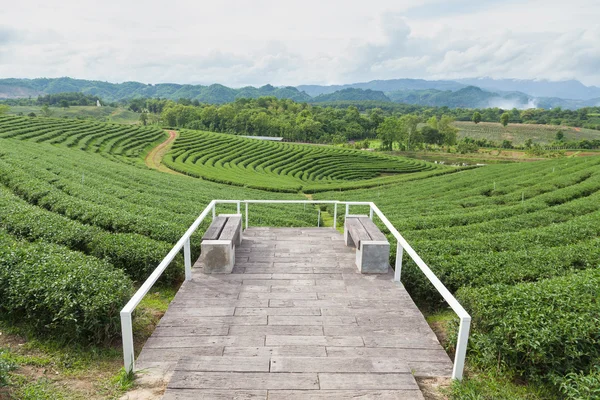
top-left (0, 116), bottom-right (599, 398)
top-left (164, 129), bottom-right (450, 192)
top-left (455, 121), bottom-right (600, 145)
top-left (8, 105), bottom-right (140, 124)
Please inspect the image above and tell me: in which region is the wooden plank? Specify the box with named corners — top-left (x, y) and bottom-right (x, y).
top-left (227, 325), bottom-right (324, 336)
top-left (220, 216), bottom-right (241, 241)
top-left (359, 217), bottom-right (388, 242)
top-left (175, 356), bottom-right (270, 372)
top-left (270, 357), bottom-right (411, 373)
top-left (268, 316), bottom-right (357, 326)
top-left (168, 372), bottom-right (319, 390)
top-left (223, 346), bottom-right (327, 357)
top-left (144, 336), bottom-right (264, 348)
top-left (235, 308), bottom-right (321, 316)
top-left (158, 315), bottom-right (267, 327)
top-left (202, 216), bottom-right (227, 240)
top-left (136, 347), bottom-right (224, 364)
top-left (265, 335), bottom-right (364, 347)
top-left (326, 347), bottom-right (452, 362)
top-left (151, 326), bottom-right (229, 337)
top-left (163, 389), bottom-right (267, 400)
top-left (318, 373), bottom-right (418, 390)
top-left (267, 390), bottom-right (424, 400)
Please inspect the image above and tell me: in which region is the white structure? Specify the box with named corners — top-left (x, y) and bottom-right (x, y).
top-left (96, 100), bottom-right (102, 107)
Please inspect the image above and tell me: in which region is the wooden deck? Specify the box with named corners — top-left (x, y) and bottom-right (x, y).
top-left (136, 227), bottom-right (453, 399)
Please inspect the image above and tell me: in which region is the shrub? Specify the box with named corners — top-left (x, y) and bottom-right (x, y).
top-left (557, 365), bottom-right (600, 400)
top-left (0, 230), bottom-right (133, 344)
top-left (456, 269), bottom-right (600, 383)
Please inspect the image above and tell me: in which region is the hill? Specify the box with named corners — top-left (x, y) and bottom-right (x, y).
top-left (3, 77), bottom-right (600, 109)
top-left (0, 77), bottom-right (312, 103)
top-left (457, 77), bottom-right (600, 100)
top-left (298, 78), bottom-right (467, 97)
top-left (310, 88), bottom-right (391, 103)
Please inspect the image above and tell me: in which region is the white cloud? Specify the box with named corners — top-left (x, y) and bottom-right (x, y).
top-left (0, 0), bottom-right (598, 86)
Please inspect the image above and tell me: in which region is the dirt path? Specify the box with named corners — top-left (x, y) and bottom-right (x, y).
top-left (144, 130), bottom-right (185, 176)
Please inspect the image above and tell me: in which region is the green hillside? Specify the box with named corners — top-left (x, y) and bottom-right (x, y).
top-left (163, 129), bottom-right (449, 192)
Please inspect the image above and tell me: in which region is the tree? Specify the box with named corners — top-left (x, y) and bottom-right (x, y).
top-left (501, 140), bottom-right (513, 149)
top-left (472, 111), bottom-right (482, 124)
top-left (40, 104), bottom-right (53, 117)
top-left (427, 116), bottom-right (438, 130)
top-left (421, 126), bottom-right (443, 145)
top-left (438, 115), bottom-right (458, 146)
top-left (0, 104), bottom-right (9, 116)
top-left (555, 130), bottom-right (565, 142)
top-left (399, 114), bottom-right (420, 151)
top-left (139, 112), bottom-right (148, 126)
top-left (59, 100), bottom-right (70, 109)
top-left (500, 112), bottom-right (510, 127)
top-left (376, 117), bottom-right (401, 151)
top-left (525, 138), bottom-right (533, 149)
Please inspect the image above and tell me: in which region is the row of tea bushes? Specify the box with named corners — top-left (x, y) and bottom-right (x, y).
top-left (0, 229), bottom-right (132, 344)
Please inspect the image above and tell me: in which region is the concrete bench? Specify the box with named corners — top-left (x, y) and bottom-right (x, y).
top-left (344, 215), bottom-right (390, 274)
top-left (201, 214), bottom-right (242, 274)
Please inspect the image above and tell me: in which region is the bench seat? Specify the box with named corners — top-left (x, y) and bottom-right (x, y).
top-left (344, 215), bottom-right (390, 274)
top-left (201, 214), bottom-right (242, 274)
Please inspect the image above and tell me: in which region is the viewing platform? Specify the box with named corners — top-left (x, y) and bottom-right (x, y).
top-left (135, 227), bottom-right (453, 399)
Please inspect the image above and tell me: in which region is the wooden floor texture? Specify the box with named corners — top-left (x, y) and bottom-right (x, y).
top-left (136, 227), bottom-right (453, 399)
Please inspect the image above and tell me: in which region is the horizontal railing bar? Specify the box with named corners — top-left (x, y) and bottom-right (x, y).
top-left (370, 203), bottom-right (470, 319)
top-left (120, 200), bottom-right (216, 314)
top-left (239, 200), bottom-right (340, 204)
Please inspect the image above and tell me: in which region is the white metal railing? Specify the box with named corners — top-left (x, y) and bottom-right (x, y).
top-left (120, 199), bottom-right (471, 380)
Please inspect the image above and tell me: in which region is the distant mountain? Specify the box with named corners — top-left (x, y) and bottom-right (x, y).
top-left (387, 86), bottom-right (533, 109)
top-left (0, 77), bottom-right (312, 103)
top-left (298, 78), bottom-right (466, 97)
top-left (1, 77), bottom-right (599, 110)
top-left (310, 88), bottom-right (391, 103)
top-left (456, 78), bottom-right (600, 101)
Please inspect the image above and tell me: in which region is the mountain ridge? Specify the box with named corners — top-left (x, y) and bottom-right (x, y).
top-left (1, 77), bottom-right (599, 110)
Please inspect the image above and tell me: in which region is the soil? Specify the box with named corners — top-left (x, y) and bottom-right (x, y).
top-left (417, 377), bottom-right (452, 400)
top-left (144, 130), bottom-right (185, 176)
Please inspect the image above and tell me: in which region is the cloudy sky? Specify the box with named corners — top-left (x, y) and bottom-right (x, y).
top-left (1, 0), bottom-right (599, 87)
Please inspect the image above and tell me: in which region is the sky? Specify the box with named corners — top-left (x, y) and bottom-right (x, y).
top-left (1, 0), bottom-right (599, 87)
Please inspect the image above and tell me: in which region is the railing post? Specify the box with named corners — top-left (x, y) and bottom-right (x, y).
top-left (318, 209), bottom-right (321, 227)
top-left (452, 316), bottom-right (471, 380)
top-left (245, 202), bottom-right (249, 230)
top-left (345, 203), bottom-right (349, 216)
top-left (333, 203), bottom-right (338, 229)
top-left (369, 204), bottom-right (374, 220)
top-left (184, 237), bottom-right (192, 281)
top-left (236, 201), bottom-right (240, 214)
top-left (120, 311), bottom-right (135, 374)
top-left (394, 242), bottom-right (403, 282)
top-left (212, 203), bottom-right (216, 220)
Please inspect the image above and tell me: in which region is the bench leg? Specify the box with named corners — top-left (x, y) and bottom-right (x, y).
top-left (357, 242), bottom-right (390, 274)
top-left (201, 240), bottom-right (235, 274)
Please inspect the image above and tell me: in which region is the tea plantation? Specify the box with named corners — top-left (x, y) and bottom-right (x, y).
top-left (164, 129), bottom-right (448, 192)
top-left (0, 115), bottom-right (598, 398)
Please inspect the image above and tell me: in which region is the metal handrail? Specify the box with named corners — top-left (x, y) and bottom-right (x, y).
top-left (119, 199), bottom-right (471, 380)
